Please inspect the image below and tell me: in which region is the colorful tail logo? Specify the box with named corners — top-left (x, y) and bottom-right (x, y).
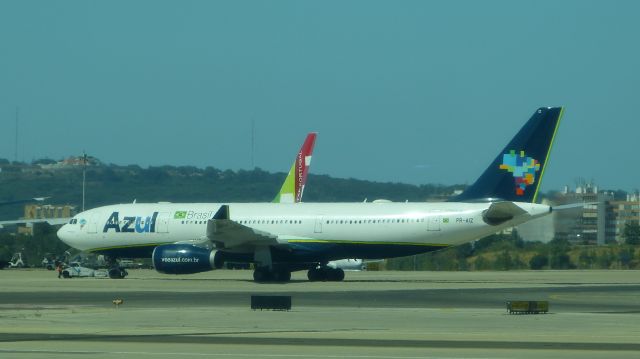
top-left (499, 150), bottom-right (540, 196)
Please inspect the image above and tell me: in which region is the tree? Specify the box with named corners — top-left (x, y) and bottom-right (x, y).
top-left (618, 247), bottom-right (634, 268)
top-left (622, 222), bottom-right (640, 245)
top-left (473, 255), bottom-right (491, 270)
top-left (578, 249), bottom-right (594, 269)
top-left (595, 249), bottom-right (615, 269)
top-left (550, 253), bottom-right (574, 269)
top-left (529, 253), bottom-right (548, 270)
top-left (494, 250), bottom-right (514, 270)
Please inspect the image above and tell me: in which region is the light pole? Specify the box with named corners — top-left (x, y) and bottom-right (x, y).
top-left (82, 152), bottom-right (87, 212)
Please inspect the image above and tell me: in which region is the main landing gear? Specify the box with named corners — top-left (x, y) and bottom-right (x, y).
top-left (307, 267), bottom-right (345, 282)
top-left (108, 267), bottom-right (128, 279)
top-left (253, 267), bottom-right (292, 283)
top-left (250, 265), bottom-right (346, 283)
top-left (104, 256), bottom-right (128, 279)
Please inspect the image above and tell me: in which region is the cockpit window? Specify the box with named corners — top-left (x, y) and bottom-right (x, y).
top-left (69, 219), bottom-right (78, 224)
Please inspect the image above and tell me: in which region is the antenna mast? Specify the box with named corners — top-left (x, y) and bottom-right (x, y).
top-left (251, 119), bottom-right (255, 168)
top-left (14, 107), bottom-right (19, 162)
top-left (82, 151), bottom-right (87, 212)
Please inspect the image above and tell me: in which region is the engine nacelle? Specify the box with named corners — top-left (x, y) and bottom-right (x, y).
top-left (327, 259), bottom-right (365, 271)
top-left (152, 244), bottom-right (223, 274)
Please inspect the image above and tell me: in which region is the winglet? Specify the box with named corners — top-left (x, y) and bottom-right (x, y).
top-left (273, 132), bottom-right (317, 203)
top-left (213, 205), bottom-right (229, 220)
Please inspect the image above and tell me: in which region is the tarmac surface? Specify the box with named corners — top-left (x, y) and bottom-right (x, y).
top-left (1, 269), bottom-right (639, 358)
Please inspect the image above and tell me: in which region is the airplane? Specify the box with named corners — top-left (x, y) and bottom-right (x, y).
top-left (0, 196), bottom-right (50, 207)
top-left (52, 132), bottom-right (316, 278)
top-left (57, 107), bottom-right (564, 282)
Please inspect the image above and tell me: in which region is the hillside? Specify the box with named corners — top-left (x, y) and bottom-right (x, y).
top-left (0, 158), bottom-right (460, 220)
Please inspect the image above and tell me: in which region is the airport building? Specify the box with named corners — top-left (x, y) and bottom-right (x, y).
top-left (550, 184), bottom-right (611, 245)
top-left (606, 193), bottom-right (640, 244)
top-left (538, 184), bottom-right (639, 245)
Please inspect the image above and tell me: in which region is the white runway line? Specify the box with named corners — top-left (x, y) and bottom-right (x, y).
top-left (0, 348), bottom-right (490, 359)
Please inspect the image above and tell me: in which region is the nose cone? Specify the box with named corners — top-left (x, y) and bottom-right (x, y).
top-left (57, 224), bottom-right (72, 246)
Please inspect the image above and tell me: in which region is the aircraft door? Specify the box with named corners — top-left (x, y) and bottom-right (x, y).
top-left (427, 216), bottom-right (441, 231)
top-left (155, 212), bottom-right (170, 233)
top-left (314, 216), bottom-right (324, 233)
top-left (87, 215), bottom-right (98, 234)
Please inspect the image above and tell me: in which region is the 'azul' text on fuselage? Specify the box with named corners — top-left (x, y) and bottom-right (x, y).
top-left (103, 212), bottom-right (159, 233)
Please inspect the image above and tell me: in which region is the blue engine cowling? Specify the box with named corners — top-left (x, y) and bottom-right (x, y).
top-left (152, 244), bottom-right (223, 274)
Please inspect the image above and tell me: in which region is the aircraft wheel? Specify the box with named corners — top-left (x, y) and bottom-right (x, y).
top-left (62, 271), bottom-right (70, 278)
top-left (307, 268), bottom-right (318, 281)
top-left (108, 268), bottom-right (119, 279)
top-left (108, 268), bottom-right (126, 279)
top-left (273, 268), bottom-right (291, 282)
top-left (329, 268), bottom-right (345, 282)
top-left (307, 267), bottom-right (326, 282)
top-left (253, 268), bottom-right (272, 282)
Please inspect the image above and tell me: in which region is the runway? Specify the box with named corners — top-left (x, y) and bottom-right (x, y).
top-left (1, 269), bottom-right (639, 358)
top-left (2, 285), bottom-right (640, 313)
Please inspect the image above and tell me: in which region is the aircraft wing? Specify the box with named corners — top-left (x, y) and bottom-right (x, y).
top-left (0, 217), bottom-right (70, 228)
top-left (206, 205), bottom-right (285, 249)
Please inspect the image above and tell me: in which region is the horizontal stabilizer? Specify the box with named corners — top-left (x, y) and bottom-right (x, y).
top-left (482, 202), bottom-right (527, 226)
top-left (553, 202), bottom-right (595, 211)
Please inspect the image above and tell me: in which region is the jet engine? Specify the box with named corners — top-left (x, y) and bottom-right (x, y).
top-left (327, 258), bottom-right (365, 271)
top-left (152, 244), bottom-right (224, 274)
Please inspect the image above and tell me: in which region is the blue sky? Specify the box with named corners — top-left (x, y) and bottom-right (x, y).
top-left (1, 1), bottom-right (638, 192)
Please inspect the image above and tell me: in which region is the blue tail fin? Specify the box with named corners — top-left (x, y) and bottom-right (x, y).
top-left (451, 107), bottom-right (564, 203)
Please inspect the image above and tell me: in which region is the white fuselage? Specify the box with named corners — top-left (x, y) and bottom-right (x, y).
top-left (57, 201), bottom-right (550, 259)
